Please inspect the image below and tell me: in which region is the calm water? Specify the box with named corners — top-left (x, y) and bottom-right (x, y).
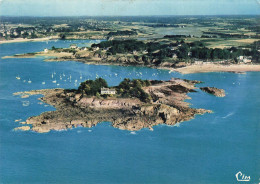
top-left (0, 40), bottom-right (259, 184)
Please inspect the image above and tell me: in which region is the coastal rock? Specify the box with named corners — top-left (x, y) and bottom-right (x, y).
top-left (228, 71), bottom-right (246, 74)
top-left (14, 79), bottom-right (215, 133)
top-left (14, 126), bottom-right (31, 131)
top-left (200, 87), bottom-right (225, 97)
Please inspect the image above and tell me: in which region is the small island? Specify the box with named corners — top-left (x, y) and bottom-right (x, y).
top-left (200, 87), bottom-right (226, 97)
top-left (13, 78), bottom-right (220, 133)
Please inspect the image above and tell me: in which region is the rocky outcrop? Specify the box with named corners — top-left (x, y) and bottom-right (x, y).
top-left (14, 126), bottom-right (31, 131)
top-left (14, 78), bottom-right (215, 133)
top-left (200, 87), bottom-right (225, 97)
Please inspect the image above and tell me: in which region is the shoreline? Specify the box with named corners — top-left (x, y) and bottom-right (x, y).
top-left (170, 63), bottom-right (260, 74)
top-left (0, 36), bottom-right (58, 44)
top-left (13, 79), bottom-right (216, 133)
top-left (2, 49), bottom-right (260, 74)
top-left (5, 54), bottom-right (260, 74)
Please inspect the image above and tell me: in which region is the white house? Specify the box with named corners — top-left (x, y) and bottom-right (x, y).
top-left (93, 46), bottom-right (100, 51)
top-left (142, 50), bottom-right (148, 54)
top-left (172, 54), bottom-right (178, 59)
top-left (133, 50), bottom-right (138, 55)
top-left (101, 88), bottom-right (116, 95)
top-left (70, 44), bottom-right (77, 49)
top-left (13, 31), bottom-right (19, 36)
top-left (238, 56), bottom-right (252, 63)
top-left (243, 57), bottom-right (252, 63)
top-left (239, 56), bottom-right (244, 60)
top-left (44, 48), bottom-right (49, 53)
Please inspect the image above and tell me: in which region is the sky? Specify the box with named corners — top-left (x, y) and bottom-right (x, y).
top-left (0, 0), bottom-right (259, 16)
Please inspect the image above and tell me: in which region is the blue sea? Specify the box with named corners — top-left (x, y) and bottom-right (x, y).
top-left (0, 40), bottom-right (259, 184)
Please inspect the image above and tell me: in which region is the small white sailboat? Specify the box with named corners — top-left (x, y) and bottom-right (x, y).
top-left (28, 79), bottom-right (32, 83)
top-left (42, 81), bottom-right (46, 85)
top-left (52, 80), bottom-right (57, 83)
top-left (16, 75), bottom-right (21, 80)
top-left (80, 73), bottom-right (83, 80)
top-left (57, 83), bottom-right (60, 86)
top-left (51, 73), bottom-right (54, 79)
top-left (22, 101), bottom-right (30, 107)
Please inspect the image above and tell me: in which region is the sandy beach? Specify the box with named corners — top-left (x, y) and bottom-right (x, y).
top-left (0, 37), bottom-right (58, 44)
top-left (172, 64), bottom-right (260, 74)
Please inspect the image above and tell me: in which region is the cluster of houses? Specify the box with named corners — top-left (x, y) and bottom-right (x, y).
top-left (70, 44), bottom-right (78, 49)
top-left (70, 44), bottom-right (88, 51)
top-left (0, 24), bottom-right (40, 38)
top-left (193, 60), bottom-right (226, 65)
top-left (192, 56), bottom-right (252, 65)
top-left (43, 44), bottom-right (88, 53)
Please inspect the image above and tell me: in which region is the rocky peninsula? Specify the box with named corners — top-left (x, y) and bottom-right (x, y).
top-left (3, 39), bottom-right (260, 74)
top-left (13, 78), bottom-right (218, 133)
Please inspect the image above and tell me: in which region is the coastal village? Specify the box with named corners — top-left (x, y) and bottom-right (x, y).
top-left (1, 16), bottom-right (259, 70)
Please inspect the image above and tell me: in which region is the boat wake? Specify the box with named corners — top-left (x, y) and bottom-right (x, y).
top-left (222, 112), bottom-right (235, 119)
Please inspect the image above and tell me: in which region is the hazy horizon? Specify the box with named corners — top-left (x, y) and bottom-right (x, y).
top-left (1, 14), bottom-right (260, 18)
top-left (0, 0), bottom-right (259, 17)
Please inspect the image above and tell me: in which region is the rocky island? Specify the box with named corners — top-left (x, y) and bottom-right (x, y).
top-left (200, 87), bottom-right (226, 97)
top-left (13, 78), bottom-right (219, 133)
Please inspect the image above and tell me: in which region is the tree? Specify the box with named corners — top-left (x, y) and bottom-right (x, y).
top-left (77, 78), bottom-right (108, 96)
top-left (140, 90), bottom-right (151, 103)
top-left (59, 34), bottom-right (66, 40)
top-left (177, 43), bottom-right (189, 59)
top-left (22, 32), bottom-right (29, 39)
top-left (96, 92), bottom-right (101, 98)
top-left (133, 79), bottom-right (142, 89)
top-left (30, 32), bottom-right (38, 39)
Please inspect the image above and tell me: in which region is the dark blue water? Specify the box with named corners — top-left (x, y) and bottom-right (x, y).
top-left (0, 40), bottom-right (259, 184)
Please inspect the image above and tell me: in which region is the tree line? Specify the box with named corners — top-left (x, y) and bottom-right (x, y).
top-left (91, 39), bottom-right (259, 62)
top-left (77, 78), bottom-right (152, 103)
